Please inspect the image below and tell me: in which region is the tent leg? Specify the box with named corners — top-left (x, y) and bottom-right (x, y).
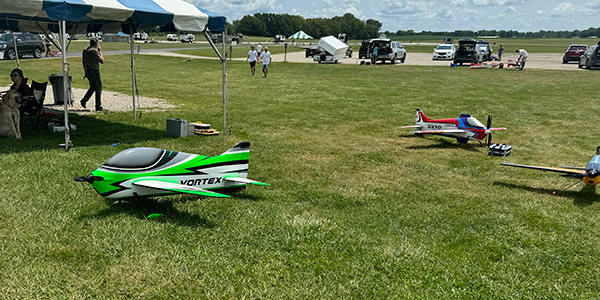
top-left (202, 31), bottom-right (224, 61)
top-left (61, 20), bottom-right (70, 151)
top-left (12, 32), bottom-right (19, 68)
top-left (222, 28), bottom-right (227, 135)
top-left (130, 29), bottom-right (136, 119)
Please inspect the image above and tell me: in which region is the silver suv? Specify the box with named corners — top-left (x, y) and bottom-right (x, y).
top-left (370, 39), bottom-right (406, 64)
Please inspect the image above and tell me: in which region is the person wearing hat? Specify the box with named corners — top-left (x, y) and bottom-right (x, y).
top-left (80, 37), bottom-right (105, 111)
top-left (260, 46), bottom-right (272, 78)
top-left (246, 45), bottom-right (258, 76)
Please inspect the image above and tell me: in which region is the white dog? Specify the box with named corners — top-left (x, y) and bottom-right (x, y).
top-left (0, 90), bottom-right (22, 138)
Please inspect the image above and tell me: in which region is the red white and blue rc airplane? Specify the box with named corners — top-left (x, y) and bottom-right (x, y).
top-left (400, 108), bottom-right (506, 146)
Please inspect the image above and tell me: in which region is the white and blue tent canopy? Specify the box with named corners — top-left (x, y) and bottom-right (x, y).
top-left (0, 0), bottom-right (228, 151)
top-left (288, 30), bottom-right (313, 39)
top-left (0, 0), bottom-right (226, 34)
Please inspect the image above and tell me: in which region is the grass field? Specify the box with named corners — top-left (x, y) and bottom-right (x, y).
top-left (1, 52), bottom-right (600, 298)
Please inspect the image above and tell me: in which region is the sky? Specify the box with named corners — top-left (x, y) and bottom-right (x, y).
top-left (187, 0), bottom-right (600, 32)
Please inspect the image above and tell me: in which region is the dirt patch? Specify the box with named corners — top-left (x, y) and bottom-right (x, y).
top-left (2, 84), bottom-right (176, 115)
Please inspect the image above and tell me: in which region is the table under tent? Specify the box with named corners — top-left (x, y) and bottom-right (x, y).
top-left (0, 0), bottom-right (227, 150)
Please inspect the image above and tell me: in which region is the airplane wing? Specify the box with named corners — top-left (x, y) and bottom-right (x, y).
top-left (224, 177), bottom-right (270, 186)
top-left (132, 180), bottom-right (231, 197)
top-left (399, 125), bottom-right (421, 128)
top-left (489, 127), bottom-right (507, 131)
top-left (412, 129), bottom-right (466, 134)
top-left (500, 163), bottom-right (588, 176)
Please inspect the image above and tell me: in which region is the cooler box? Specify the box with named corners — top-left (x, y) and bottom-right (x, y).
top-left (488, 143), bottom-right (512, 157)
top-left (166, 118), bottom-right (194, 137)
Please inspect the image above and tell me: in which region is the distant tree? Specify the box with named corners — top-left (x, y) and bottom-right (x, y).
top-left (236, 15), bottom-right (266, 36)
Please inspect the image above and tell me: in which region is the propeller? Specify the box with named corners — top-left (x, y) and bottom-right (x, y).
top-left (486, 115), bottom-right (492, 147)
top-left (74, 174), bottom-right (104, 183)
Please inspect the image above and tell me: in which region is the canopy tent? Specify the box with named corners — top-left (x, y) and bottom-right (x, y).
top-left (0, 0), bottom-right (227, 150)
top-left (288, 30), bottom-right (313, 39)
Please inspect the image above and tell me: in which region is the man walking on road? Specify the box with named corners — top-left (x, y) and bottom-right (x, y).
top-left (80, 37), bottom-right (105, 111)
top-left (260, 46), bottom-right (272, 78)
top-left (257, 43), bottom-right (262, 54)
top-left (246, 45), bottom-right (258, 76)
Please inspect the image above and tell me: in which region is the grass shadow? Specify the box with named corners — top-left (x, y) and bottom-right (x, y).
top-left (0, 113), bottom-right (167, 155)
top-left (493, 181), bottom-right (599, 206)
top-left (80, 197), bottom-right (219, 228)
top-left (403, 136), bottom-right (482, 152)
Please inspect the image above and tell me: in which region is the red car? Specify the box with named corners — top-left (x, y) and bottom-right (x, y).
top-left (563, 44), bottom-right (587, 63)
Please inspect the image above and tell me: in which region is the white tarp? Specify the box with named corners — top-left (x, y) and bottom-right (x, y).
top-left (318, 35), bottom-right (348, 60)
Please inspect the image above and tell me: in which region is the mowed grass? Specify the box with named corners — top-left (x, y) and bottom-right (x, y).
top-left (1, 55), bottom-right (600, 298)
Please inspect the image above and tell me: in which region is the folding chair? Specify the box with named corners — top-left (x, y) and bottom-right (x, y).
top-left (21, 81), bottom-right (49, 131)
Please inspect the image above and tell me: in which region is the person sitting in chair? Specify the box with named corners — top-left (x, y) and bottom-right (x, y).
top-left (9, 68), bottom-right (33, 109)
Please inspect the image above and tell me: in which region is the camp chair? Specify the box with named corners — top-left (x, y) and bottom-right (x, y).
top-left (20, 81), bottom-right (48, 132)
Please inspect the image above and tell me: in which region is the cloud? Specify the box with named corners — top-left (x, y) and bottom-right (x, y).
top-left (184, 0), bottom-right (282, 19)
top-left (309, 0), bottom-right (364, 18)
top-left (585, 0), bottom-right (600, 9)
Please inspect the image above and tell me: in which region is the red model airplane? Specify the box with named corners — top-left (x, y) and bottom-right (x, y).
top-left (401, 108), bottom-right (506, 146)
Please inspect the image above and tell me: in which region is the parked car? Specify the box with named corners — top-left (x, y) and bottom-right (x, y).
top-left (432, 43), bottom-right (455, 60)
top-left (454, 38), bottom-right (479, 65)
top-left (578, 45), bottom-right (600, 69)
top-left (180, 34), bottom-right (195, 43)
top-left (0, 32), bottom-right (44, 60)
top-left (476, 40), bottom-right (492, 61)
top-left (370, 39), bottom-right (406, 64)
top-left (359, 38), bottom-right (373, 58)
top-left (305, 44), bottom-right (320, 58)
top-left (166, 34), bottom-right (178, 41)
top-left (563, 44), bottom-right (587, 63)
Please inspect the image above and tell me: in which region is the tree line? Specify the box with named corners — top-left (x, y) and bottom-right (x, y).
top-left (229, 13), bottom-right (382, 39)
top-left (387, 28), bottom-right (600, 39)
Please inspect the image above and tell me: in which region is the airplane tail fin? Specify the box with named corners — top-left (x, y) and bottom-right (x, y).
top-left (217, 141), bottom-right (251, 179)
top-left (416, 108), bottom-right (431, 124)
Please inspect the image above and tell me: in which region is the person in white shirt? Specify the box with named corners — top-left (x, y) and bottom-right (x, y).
top-left (260, 46), bottom-right (272, 78)
top-left (257, 43), bottom-right (262, 53)
top-left (246, 45), bottom-right (258, 76)
top-left (515, 49), bottom-right (528, 70)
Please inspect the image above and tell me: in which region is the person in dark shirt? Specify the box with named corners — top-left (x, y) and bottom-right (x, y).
top-left (80, 37), bottom-right (105, 111)
top-left (9, 68), bottom-right (33, 103)
top-left (10, 68), bottom-right (38, 114)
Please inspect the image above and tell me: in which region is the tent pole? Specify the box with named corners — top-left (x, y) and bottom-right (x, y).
top-left (129, 27), bottom-right (136, 119)
top-left (222, 28), bottom-right (227, 135)
top-left (202, 31), bottom-right (224, 61)
top-left (12, 32), bottom-right (19, 68)
top-left (61, 20), bottom-right (70, 151)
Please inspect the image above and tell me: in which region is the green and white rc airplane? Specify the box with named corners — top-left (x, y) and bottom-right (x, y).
top-left (75, 142), bottom-right (269, 200)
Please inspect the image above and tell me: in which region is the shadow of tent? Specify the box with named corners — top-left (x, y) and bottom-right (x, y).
top-left (493, 181), bottom-right (599, 207)
top-left (0, 113), bottom-right (167, 155)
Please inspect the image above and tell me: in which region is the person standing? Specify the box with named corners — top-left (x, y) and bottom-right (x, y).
top-left (371, 45), bottom-right (379, 65)
top-left (80, 37), bottom-right (105, 111)
top-left (497, 45), bottom-right (504, 61)
top-left (44, 37), bottom-right (52, 57)
top-left (515, 49), bottom-right (528, 70)
top-left (260, 46), bottom-right (271, 78)
top-left (246, 45), bottom-right (258, 76)
top-left (257, 43), bottom-right (262, 54)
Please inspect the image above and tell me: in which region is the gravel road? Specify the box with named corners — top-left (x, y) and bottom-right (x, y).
top-left (142, 48), bottom-right (583, 71)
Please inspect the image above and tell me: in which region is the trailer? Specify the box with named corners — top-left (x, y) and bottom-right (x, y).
top-left (314, 36), bottom-right (348, 64)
